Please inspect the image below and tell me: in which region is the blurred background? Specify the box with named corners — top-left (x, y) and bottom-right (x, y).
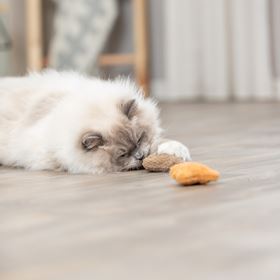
top-left (1, 0), bottom-right (280, 101)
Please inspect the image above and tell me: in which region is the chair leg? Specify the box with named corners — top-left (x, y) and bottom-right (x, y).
top-left (26, 0), bottom-right (43, 71)
top-left (133, 0), bottom-right (149, 97)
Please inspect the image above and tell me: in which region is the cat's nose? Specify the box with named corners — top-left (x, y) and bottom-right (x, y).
top-left (134, 150), bottom-right (144, 160)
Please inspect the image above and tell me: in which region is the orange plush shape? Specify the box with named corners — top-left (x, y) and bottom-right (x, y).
top-left (170, 162), bottom-right (219, 186)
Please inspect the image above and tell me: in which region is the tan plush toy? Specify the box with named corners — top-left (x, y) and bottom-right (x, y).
top-left (142, 153), bottom-right (219, 186)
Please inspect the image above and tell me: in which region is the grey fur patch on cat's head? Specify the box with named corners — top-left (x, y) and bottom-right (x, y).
top-left (81, 132), bottom-right (103, 151)
top-left (78, 97), bottom-right (160, 172)
top-left (106, 122), bottom-right (150, 170)
top-left (120, 99), bottom-right (137, 120)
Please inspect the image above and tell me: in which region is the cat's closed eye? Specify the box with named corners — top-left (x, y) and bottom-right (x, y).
top-left (119, 153), bottom-right (127, 158)
top-left (117, 149), bottom-right (128, 159)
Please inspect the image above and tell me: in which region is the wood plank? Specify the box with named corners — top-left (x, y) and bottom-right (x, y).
top-left (1, 103), bottom-right (280, 280)
top-left (98, 53), bottom-right (135, 66)
top-left (0, 3), bottom-right (7, 13)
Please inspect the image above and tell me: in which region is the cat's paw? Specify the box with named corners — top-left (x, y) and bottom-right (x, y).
top-left (157, 140), bottom-right (191, 161)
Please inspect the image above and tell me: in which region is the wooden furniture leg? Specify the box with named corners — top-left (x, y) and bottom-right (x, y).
top-left (99, 0), bottom-right (149, 96)
top-left (25, 0), bottom-right (149, 96)
top-left (133, 0), bottom-right (149, 97)
top-left (25, 0), bottom-right (43, 71)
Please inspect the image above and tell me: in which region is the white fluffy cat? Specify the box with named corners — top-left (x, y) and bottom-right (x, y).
top-left (0, 70), bottom-right (190, 174)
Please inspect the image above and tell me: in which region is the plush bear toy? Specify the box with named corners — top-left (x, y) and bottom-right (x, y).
top-left (142, 153), bottom-right (219, 186)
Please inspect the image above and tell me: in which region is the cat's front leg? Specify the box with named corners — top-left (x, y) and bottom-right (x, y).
top-left (152, 139), bottom-right (191, 161)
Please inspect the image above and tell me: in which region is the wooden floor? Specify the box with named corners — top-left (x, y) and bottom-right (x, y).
top-left (1, 103), bottom-right (280, 280)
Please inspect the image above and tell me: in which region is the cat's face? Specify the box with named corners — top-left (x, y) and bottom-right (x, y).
top-left (78, 98), bottom-right (160, 173)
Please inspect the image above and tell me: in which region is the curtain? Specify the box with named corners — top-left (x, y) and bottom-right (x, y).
top-left (155, 0), bottom-right (279, 101)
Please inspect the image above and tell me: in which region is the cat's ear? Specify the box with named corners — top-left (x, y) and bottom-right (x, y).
top-left (81, 132), bottom-right (103, 151)
top-left (121, 99), bottom-right (137, 120)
